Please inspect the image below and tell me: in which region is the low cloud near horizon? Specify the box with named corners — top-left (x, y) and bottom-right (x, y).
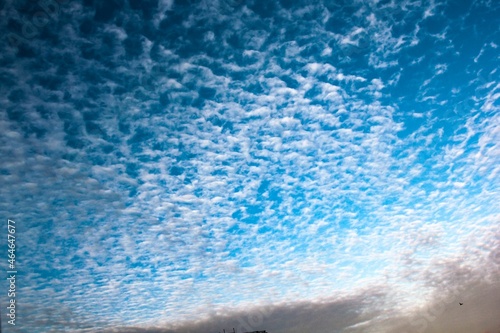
top-left (104, 230), bottom-right (500, 333)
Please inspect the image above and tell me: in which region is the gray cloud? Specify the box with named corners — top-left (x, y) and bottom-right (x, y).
top-left (98, 247), bottom-right (500, 333)
top-left (101, 288), bottom-right (386, 333)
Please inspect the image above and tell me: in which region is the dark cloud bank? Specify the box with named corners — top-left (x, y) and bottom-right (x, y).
top-left (103, 259), bottom-right (500, 333)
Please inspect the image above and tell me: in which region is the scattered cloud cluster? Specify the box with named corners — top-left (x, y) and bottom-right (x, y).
top-left (0, 0), bottom-right (498, 332)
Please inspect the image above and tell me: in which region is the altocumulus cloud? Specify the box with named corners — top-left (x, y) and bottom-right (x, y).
top-left (0, 0), bottom-right (499, 332)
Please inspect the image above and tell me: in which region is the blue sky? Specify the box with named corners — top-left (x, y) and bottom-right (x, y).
top-left (0, 0), bottom-right (499, 332)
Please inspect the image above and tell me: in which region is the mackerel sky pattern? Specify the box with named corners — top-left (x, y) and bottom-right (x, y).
top-left (0, 0), bottom-right (499, 332)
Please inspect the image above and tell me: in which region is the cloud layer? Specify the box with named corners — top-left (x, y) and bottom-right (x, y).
top-left (0, 0), bottom-right (499, 332)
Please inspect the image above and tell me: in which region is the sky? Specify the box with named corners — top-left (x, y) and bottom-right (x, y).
top-left (0, 0), bottom-right (499, 332)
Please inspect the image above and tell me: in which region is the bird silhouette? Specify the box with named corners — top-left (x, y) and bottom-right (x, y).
top-left (459, 302), bottom-right (463, 305)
